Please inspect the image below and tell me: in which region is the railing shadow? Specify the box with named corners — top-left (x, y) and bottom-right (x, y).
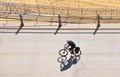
top-left (57, 56), bottom-right (80, 71)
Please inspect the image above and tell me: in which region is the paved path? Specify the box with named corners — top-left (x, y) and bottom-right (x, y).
top-left (0, 24), bottom-right (120, 77)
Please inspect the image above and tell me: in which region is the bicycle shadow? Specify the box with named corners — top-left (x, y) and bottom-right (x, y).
top-left (58, 56), bottom-right (80, 71)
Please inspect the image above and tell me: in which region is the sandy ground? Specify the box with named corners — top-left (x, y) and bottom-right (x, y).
top-left (0, 23), bottom-right (120, 77)
top-left (0, 0), bottom-right (120, 8)
top-left (0, 0), bottom-right (120, 24)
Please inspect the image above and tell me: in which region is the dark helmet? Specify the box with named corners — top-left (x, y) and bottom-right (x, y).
top-left (75, 47), bottom-right (80, 54)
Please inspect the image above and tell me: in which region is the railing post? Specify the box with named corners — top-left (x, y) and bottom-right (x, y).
top-left (9, 3), bottom-right (11, 14)
top-left (15, 14), bottom-right (24, 35)
top-left (37, 5), bottom-right (40, 15)
top-left (23, 4), bottom-right (26, 14)
top-left (54, 14), bottom-right (62, 35)
top-left (93, 14), bottom-right (100, 35)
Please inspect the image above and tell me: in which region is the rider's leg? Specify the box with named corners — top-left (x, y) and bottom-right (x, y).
top-left (65, 44), bottom-right (70, 50)
top-left (69, 48), bottom-right (74, 56)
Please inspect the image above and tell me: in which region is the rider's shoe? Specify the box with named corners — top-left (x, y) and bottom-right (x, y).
top-left (70, 51), bottom-right (74, 54)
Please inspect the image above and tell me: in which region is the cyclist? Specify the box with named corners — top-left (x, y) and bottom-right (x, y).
top-left (65, 40), bottom-right (76, 54)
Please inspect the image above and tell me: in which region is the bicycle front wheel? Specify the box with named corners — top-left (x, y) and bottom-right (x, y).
top-left (59, 49), bottom-right (68, 57)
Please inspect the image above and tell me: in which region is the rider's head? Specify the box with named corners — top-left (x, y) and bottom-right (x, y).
top-left (66, 40), bottom-right (69, 42)
top-left (75, 47), bottom-right (80, 54)
top-left (66, 40), bottom-right (69, 43)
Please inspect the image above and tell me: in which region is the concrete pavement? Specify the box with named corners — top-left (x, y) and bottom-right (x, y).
top-left (0, 24), bottom-right (120, 77)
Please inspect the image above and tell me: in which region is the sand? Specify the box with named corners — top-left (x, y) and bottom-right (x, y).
top-left (0, 0), bottom-right (120, 9)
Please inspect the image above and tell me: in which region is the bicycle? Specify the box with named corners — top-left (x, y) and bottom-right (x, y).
top-left (59, 45), bottom-right (82, 57)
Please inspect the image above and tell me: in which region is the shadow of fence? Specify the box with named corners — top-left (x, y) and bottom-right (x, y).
top-left (1, 27), bottom-right (120, 35)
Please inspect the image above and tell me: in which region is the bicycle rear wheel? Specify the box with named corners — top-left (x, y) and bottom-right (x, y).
top-left (74, 50), bottom-right (82, 56)
top-left (59, 49), bottom-right (68, 57)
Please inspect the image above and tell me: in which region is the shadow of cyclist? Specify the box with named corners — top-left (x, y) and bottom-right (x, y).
top-left (60, 56), bottom-right (79, 71)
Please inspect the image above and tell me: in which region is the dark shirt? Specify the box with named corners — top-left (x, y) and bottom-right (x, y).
top-left (67, 41), bottom-right (76, 48)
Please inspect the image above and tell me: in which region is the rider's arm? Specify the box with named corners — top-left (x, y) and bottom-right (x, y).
top-left (65, 43), bottom-right (67, 47)
top-left (65, 41), bottom-right (70, 46)
top-left (65, 43), bottom-right (70, 49)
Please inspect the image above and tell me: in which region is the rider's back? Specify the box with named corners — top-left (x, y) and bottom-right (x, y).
top-left (67, 40), bottom-right (76, 47)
